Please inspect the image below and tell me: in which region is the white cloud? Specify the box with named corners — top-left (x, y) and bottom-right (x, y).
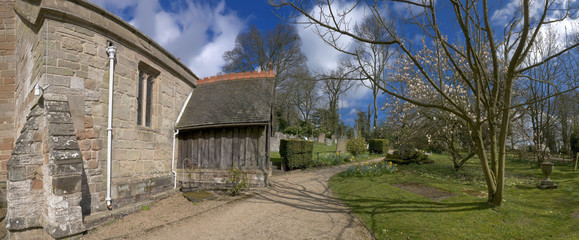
top-left (295, 0), bottom-right (377, 123)
top-left (492, 0), bottom-right (579, 43)
top-left (89, 0), bottom-right (246, 78)
top-left (296, 0), bottom-right (368, 72)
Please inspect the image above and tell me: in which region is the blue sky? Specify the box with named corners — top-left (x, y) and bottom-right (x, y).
top-left (88, 0), bottom-right (578, 127)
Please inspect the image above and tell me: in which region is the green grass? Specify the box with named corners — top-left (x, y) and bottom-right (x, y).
top-left (270, 151), bottom-right (282, 164)
top-left (313, 142), bottom-right (337, 153)
top-left (330, 153), bottom-right (579, 240)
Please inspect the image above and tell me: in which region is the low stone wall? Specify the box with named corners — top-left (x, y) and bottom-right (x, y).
top-left (177, 167), bottom-right (270, 191)
top-left (109, 174), bottom-right (173, 209)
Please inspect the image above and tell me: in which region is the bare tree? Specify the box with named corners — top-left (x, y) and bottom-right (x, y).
top-left (319, 60), bottom-right (355, 137)
top-left (353, 16), bottom-right (396, 132)
top-left (223, 23), bottom-right (308, 131)
top-left (271, 0), bottom-right (579, 206)
top-left (223, 24), bottom-right (307, 86)
top-left (288, 67), bottom-right (319, 125)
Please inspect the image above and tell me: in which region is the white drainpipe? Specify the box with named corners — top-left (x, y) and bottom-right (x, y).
top-left (172, 91), bottom-right (193, 189)
top-left (105, 43), bottom-right (116, 210)
top-left (171, 129), bottom-right (179, 189)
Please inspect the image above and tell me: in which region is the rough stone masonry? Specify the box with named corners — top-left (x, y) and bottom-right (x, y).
top-left (7, 99), bottom-right (85, 239)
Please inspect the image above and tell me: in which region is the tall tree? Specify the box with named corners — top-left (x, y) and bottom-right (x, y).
top-left (223, 24), bottom-right (307, 86)
top-left (319, 60), bottom-right (355, 137)
top-left (271, 0), bottom-right (579, 206)
top-left (223, 23), bottom-right (308, 131)
top-left (288, 67), bottom-right (319, 126)
top-left (354, 16), bottom-right (396, 132)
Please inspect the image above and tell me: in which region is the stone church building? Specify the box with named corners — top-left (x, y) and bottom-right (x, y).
top-left (0, 0), bottom-right (216, 238)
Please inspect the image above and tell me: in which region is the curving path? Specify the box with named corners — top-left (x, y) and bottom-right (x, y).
top-left (84, 162), bottom-right (377, 240)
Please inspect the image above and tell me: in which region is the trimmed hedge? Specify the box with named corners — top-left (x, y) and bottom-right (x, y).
top-left (280, 139), bottom-right (314, 170)
top-left (368, 139), bottom-right (389, 154)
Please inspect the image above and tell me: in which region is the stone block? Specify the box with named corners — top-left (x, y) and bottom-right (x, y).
top-left (48, 135), bottom-right (79, 150)
top-left (83, 43), bottom-right (96, 55)
top-left (48, 123), bottom-right (76, 136)
top-left (86, 128), bottom-right (99, 139)
top-left (6, 154), bottom-right (42, 166)
top-left (49, 150), bottom-right (82, 163)
top-left (46, 66), bottom-right (74, 76)
top-left (79, 139), bottom-right (90, 151)
top-left (30, 179), bottom-right (42, 190)
top-left (58, 59), bottom-right (80, 70)
top-left (61, 37), bottom-right (82, 52)
top-left (84, 116), bottom-right (93, 128)
top-left (6, 217), bottom-right (27, 230)
top-left (91, 139), bottom-right (101, 151)
top-left (8, 166), bottom-right (26, 181)
top-left (87, 160), bottom-right (98, 169)
top-left (45, 220), bottom-right (85, 239)
top-left (47, 112), bottom-right (73, 124)
top-left (85, 78), bottom-right (96, 90)
top-left (52, 175), bottom-right (81, 195)
top-left (47, 163), bottom-right (82, 176)
top-left (70, 76), bottom-right (84, 89)
top-left (47, 74), bottom-right (71, 87)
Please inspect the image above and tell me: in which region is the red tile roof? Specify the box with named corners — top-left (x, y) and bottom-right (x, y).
top-left (197, 70), bottom-right (275, 85)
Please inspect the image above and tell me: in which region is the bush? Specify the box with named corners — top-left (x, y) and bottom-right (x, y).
top-left (280, 139), bottom-right (314, 170)
top-left (347, 137), bottom-right (367, 156)
top-left (225, 165), bottom-right (249, 196)
top-left (312, 152), bottom-right (353, 167)
top-left (342, 160), bottom-right (397, 177)
top-left (368, 139), bottom-right (389, 154)
top-left (386, 144), bottom-right (433, 165)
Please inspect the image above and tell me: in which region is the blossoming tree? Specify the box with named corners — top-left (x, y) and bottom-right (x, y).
top-left (271, 0), bottom-right (579, 206)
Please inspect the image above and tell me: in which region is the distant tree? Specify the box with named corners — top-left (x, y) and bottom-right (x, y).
top-left (319, 59), bottom-right (355, 137)
top-left (288, 67), bottom-right (318, 127)
top-left (353, 15), bottom-right (396, 132)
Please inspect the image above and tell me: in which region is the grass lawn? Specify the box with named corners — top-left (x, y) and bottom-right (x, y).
top-left (329, 154), bottom-right (579, 240)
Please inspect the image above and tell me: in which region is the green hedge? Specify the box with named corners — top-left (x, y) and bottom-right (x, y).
top-left (280, 139), bottom-right (314, 170)
top-left (368, 139), bottom-right (389, 154)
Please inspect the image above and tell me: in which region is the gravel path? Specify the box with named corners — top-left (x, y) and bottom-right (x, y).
top-left (83, 162), bottom-right (377, 240)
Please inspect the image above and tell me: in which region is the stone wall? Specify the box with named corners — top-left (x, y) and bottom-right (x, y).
top-left (0, 0), bottom-right (15, 208)
top-left (3, 0), bottom-right (198, 237)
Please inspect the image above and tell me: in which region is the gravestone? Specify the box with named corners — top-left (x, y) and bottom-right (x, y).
top-left (336, 139), bottom-right (347, 153)
top-left (317, 133), bottom-right (325, 144)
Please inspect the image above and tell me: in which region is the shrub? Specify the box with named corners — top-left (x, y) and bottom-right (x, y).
top-left (343, 160), bottom-right (397, 177)
top-left (280, 139), bottom-right (314, 170)
top-left (368, 139), bottom-right (389, 154)
top-left (387, 144), bottom-right (433, 165)
top-left (312, 152), bottom-right (353, 167)
top-left (225, 165), bottom-right (249, 196)
top-left (347, 137), bottom-right (367, 156)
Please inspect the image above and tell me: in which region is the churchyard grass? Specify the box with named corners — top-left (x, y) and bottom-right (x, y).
top-left (329, 153), bottom-right (579, 240)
